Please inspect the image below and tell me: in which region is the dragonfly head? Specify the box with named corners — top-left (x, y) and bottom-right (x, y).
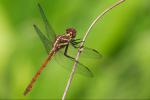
top-left (66, 28), bottom-right (76, 38)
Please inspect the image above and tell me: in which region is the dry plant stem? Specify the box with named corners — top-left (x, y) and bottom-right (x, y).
top-left (62, 0), bottom-right (125, 100)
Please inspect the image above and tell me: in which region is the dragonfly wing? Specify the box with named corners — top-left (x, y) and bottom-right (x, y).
top-left (54, 50), bottom-right (94, 77)
top-left (81, 47), bottom-right (102, 59)
top-left (38, 3), bottom-right (56, 42)
top-left (33, 25), bottom-right (52, 53)
top-left (68, 45), bottom-right (102, 59)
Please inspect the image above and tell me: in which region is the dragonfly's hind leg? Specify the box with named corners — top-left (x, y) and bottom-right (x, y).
top-left (64, 44), bottom-right (75, 60)
top-left (64, 44), bottom-right (81, 64)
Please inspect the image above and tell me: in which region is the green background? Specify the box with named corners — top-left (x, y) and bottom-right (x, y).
top-left (0, 0), bottom-right (150, 99)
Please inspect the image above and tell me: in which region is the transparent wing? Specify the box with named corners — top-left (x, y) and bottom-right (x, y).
top-left (67, 44), bottom-right (102, 59)
top-left (81, 47), bottom-right (102, 59)
top-left (33, 25), bottom-right (52, 53)
top-left (38, 3), bottom-right (56, 42)
top-left (35, 4), bottom-right (100, 77)
top-left (34, 24), bottom-right (100, 77)
top-left (54, 50), bottom-right (94, 77)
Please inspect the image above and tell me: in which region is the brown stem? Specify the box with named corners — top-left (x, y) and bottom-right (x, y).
top-left (62, 0), bottom-right (126, 100)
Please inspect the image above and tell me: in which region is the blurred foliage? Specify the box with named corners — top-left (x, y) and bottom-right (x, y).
top-left (0, 0), bottom-right (150, 99)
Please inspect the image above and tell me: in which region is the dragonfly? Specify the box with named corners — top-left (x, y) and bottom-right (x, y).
top-left (24, 3), bottom-right (102, 96)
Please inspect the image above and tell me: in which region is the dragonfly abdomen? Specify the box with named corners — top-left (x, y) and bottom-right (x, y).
top-left (24, 49), bottom-right (56, 96)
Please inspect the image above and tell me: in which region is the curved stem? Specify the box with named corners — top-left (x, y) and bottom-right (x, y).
top-left (62, 0), bottom-right (126, 100)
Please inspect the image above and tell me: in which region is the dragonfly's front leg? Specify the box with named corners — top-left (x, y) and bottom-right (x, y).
top-left (71, 39), bottom-right (84, 48)
top-left (72, 38), bottom-right (81, 42)
top-left (72, 39), bottom-right (83, 44)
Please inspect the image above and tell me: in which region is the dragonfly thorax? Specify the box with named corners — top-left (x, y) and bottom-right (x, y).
top-left (66, 28), bottom-right (76, 38)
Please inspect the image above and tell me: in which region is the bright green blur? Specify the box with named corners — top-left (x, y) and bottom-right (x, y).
top-left (0, 0), bottom-right (150, 99)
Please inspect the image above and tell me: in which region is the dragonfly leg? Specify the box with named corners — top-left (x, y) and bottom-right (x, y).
top-left (72, 40), bottom-right (83, 44)
top-left (72, 38), bottom-right (81, 42)
top-left (72, 39), bottom-right (85, 44)
top-left (71, 39), bottom-right (84, 48)
top-left (71, 42), bottom-right (84, 49)
top-left (64, 44), bottom-right (80, 63)
top-left (71, 40), bottom-right (100, 55)
top-left (64, 44), bottom-right (75, 60)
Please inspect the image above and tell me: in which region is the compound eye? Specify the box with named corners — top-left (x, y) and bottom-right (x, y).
top-left (71, 32), bottom-right (76, 38)
top-left (66, 28), bottom-right (76, 34)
